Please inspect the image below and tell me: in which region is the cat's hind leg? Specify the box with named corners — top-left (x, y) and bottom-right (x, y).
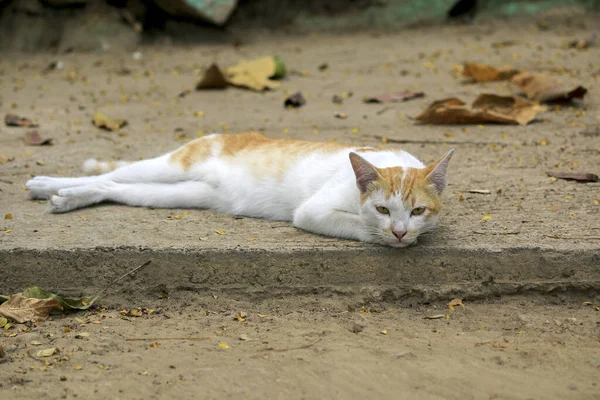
top-left (48, 181), bottom-right (215, 213)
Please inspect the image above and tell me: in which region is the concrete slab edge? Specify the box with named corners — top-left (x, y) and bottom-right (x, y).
top-left (1, 246), bottom-right (598, 303)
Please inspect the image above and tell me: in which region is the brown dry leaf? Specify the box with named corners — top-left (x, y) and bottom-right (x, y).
top-left (93, 112), bottom-right (127, 131)
top-left (196, 64), bottom-right (229, 90)
top-left (284, 92), bottom-right (306, 108)
top-left (546, 171), bottom-right (598, 183)
top-left (566, 34), bottom-right (597, 50)
top-left (463, 62), bottom-right (520, 82)
top-left (415, 94), bottom-right (543, 126)
top-left (363, 91), bottom-right (424, 104)
top-left (24, 131), bottom-right (53, 146)
top-left (0, 294), bottom-right (61, 323)
top-left (448, 298), bottom-right (464, 310)
top-left (0, 344), bottom-right (5, 358)
top-left (511, 72), bottom-right (588, 103)
top-left (225, 57), bottom-right (280, 91)
top-left (5, 113), bottom-right (39, 128)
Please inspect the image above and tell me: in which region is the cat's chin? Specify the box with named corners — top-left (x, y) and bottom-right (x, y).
top-left (386, 239), bottom-right (415, 248)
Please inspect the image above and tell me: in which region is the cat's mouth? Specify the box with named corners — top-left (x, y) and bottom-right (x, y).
top-left (386, 237), bottom-right (416, 248)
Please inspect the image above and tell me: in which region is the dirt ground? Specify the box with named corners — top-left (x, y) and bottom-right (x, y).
top-left (1, 14), bottom-right (600, 400)
top-left (1, 295), bottom-right (600, 400)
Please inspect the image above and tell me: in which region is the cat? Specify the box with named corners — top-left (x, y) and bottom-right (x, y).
top-left (26, 132), bottom-right (453, 248)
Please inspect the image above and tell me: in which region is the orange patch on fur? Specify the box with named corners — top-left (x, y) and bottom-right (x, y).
top-left (169, 132), bottom-right (348, 175)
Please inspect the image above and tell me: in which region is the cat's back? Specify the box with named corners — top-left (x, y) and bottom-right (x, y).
top-left (169, 131), bottom-right (350, 175)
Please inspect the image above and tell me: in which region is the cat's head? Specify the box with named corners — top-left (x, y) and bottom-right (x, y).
top-left (349, 150), bottom-right (454, 248)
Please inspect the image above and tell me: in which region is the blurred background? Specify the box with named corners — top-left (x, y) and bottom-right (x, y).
top-left (1, 0), bottom-right (599, 52)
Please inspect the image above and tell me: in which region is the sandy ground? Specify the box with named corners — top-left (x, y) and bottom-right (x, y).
top-left (1, 16), bottom-right (600, 399)
top-left (1, 295), bottom-right (600, 400)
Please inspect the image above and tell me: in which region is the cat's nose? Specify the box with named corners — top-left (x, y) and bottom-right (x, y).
top-left (392, 230), bottom-right (406, 241)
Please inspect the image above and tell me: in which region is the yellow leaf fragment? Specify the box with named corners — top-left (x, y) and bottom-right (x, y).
top-left (92, 112), bottom-right (127, 131)
top-left (214, 229), bottom-right (226, 235)
top-left (225, 57), bottom-right (280, 91)
top-left (380, 329), bottom-right (388, 335)
top-left (36, 347), bottom-right (58, 357)
top-left (480, 215), bottom-right (493, 222)
top-left (423, 314), bottom-right (445, 320)
top-left (4, 213), bottom-right (13, 220)
top-left (219, 343), bottom-right (229, 349)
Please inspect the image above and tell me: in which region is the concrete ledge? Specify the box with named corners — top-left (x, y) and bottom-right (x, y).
top-left (2, 246), bottom-right (598, 303)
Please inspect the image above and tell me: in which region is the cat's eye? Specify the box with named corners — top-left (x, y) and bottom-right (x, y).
top-left (376, 206), bottom-right (390, 215)
top-left (411, 207), bottom-right (426, 216)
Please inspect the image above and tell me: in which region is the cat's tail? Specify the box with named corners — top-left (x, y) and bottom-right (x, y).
top-left (83, 159), bottom-right (133, 175)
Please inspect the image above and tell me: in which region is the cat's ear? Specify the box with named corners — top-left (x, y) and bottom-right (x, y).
top-left (349, 152), bottom-right (381, 194)
top-left (425, 149), bottom-right (454, 195)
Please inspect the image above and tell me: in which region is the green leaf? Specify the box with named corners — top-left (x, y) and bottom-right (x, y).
top-left (272, 56), bottom-right (286, 79)
top-left (0, 295), bottom-right (8, 305)
top-left (22, 286), bottom-right (93, 311)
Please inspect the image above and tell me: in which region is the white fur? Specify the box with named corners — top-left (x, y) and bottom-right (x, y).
top-left (26, 135), bottom-right (450, 247)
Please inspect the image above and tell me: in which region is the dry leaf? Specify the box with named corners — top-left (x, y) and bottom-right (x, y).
top-left (214, 229), bottom-right (226, 235)
top-left (219, 343), bottom-right (229, 349)
top-left (4, 214), bottom-right (12, 220)
top-left (380, 329), bottom-right (388, 335)
top-left (196, 64), bottom-right (229, 90)
top-left (36, 347), bottom-right (58, 357)
top-left (467, 189), bottom-right (491, 194)
top-left (566, 34), bottom-right (597, 50)
top-left (546, 171), bottom-right (598, 183)
top-left (448, 298), bottom-right (464, 310)
top-left (463, 62), bottom-right (520, 82)
top-left (415, 94), bottom-right (543, 126)
top-left (511, 72), bottom-right (587, 103)
top-left (24, 131), bottom-right (53, 146)
top-left (284, 92), bottom-right (306, 108)
top-left (149, 342), bottom-right (159, 348)
top-left (0, 317), bottom-right (7, 328)
top-left (0, 293), bottom-right (61, 323)
top-left (334, 112), bottom-right (348, 119)
top-left (92, 112), bottom-right (127, 131)
top-left (0, 344), bottom-right (5, 358)
top-left (423, 314), bottom-right (445, 319)
top-left (481, 215), bottom-right (493, 222)
top-left (5, 113), bottom-right (38, 128)
top-left (363, 91), bottom-right (424, 103)
top-left (226, 57), bottom-right (280, 91)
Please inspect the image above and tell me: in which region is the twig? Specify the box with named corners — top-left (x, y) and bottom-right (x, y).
top-left (126, 336), bottom-right (214, 342)
top-left (374, 136), bottom-right (496, 145)
top-left (0, 179), bottom-right (13, 184)
top-left (88, 260), bottom-right (151, 304)
top-left (473, 231), bottom-right (520, 235)
top-left (263, 338), bottom-right (322, 352)
top-left (543, 234), bottom-right (600, 240)
top-left (376, 107), bottom-right (393, 115)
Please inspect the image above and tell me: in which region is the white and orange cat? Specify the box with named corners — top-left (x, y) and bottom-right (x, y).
top-left (26, 132), bottom-right (453, 248)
